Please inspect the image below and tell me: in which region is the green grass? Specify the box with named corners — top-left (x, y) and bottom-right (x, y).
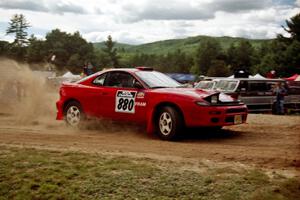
top-left (0, 146), bottom-right (299, 200)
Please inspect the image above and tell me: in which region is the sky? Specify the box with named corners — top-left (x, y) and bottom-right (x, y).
top-left (0, 0), bottom-right (299, 44)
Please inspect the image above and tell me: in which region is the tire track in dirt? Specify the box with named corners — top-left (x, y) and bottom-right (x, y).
top-left (0, 114), bottom-right (299, 172)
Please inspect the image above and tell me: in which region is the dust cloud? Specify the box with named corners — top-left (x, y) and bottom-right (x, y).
top-left (81, 118), bottom-right (143, 133)
top-left (0, 58), bottom-right (58, 125)
top-left (0, 58), bottom-right (140, 133)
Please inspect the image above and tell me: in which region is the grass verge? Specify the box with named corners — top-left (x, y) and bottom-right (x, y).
top-left (0, 146), bottom-right (299, 200)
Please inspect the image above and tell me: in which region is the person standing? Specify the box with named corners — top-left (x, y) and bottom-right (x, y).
top-left (83, 62), bottom-right (94, 76)
top-left (266, 70), bottom-right (276, 79)
top-left (273, 82), bottom-right (287, 115)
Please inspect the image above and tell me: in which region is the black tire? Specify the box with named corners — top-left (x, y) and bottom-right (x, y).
top-left (63, 101), bottom-right (85, 127)
top-left (156, 106), bottom-right (183, 141)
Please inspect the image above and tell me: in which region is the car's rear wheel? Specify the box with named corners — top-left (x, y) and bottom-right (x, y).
top-left (156, 106), bottom-right (183, 140)
top-left (64, 101), bottom-right (84, 127)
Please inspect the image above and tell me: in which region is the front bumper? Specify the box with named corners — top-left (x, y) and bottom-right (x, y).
top-left (186, 104), bottom-right (248, 127)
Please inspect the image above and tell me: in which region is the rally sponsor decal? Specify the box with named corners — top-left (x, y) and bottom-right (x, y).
top-left (136, 91), bottom-right (145, 99)
top-left (136, 102), bottom-right (147, 107)
top-left (115, 90), bottom-right (137, 113)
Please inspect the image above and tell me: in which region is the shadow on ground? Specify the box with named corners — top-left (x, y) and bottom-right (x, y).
top-left (179, 127), bottom-right (245, 141)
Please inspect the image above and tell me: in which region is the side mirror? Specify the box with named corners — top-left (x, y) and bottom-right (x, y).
top-left (134, 81), bottom-right (143, 89)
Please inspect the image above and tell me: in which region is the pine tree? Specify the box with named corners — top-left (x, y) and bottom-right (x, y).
top-left (6, 14), bottom-right (30, 47)
top-left (279, 12), bottom-right (300, 42)
top-left (286, 13), bottom-right (300, 38)
top-left (103, 35), bottom-right (119, 67)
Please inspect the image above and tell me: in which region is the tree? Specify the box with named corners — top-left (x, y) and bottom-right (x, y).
top-left (103, 35), bottom-right (119, 67)
top-left (67, 54), bottom-right (81, 68)
top-left (6, 14), bottom-right (30, 47)
top-left (230, 40), bottom-right (255, 72)
top-left (226, 43), bottom-right (237, 68)
top-left (173, 49), bottom-right (193, 73)
top-left (207, 60), bottom-right (230, 77)
top-left (282, 40), bottom-right (300, 75)
top-left (255, 12), bottom-right (300, 76)
top-left (194, 39), bottom-right (222, 75)
top-left (0, 40), bottom-right (9, 56)
top-left (278, 12), bottom-right (300, 43)
top-left (26, 34), bottom-right (47, 63)
top-left (43, 29), bottom-right (95, 72)
top-left (275, 12), bottom-right (300, 75)
top-left (252, 54), bottom-right (277, 75)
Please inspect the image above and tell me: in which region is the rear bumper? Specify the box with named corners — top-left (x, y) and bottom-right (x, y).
top-left (186, 104), bottom-right (248, 127)
top-left (56, 99), bottom-right (64, 120)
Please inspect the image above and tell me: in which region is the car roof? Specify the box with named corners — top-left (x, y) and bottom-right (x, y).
top-left (78, 67), bottom-right (156, 84)
top-left (94, 68), bottom-right (137, 75)
top-left (93, 67), bottom-right (155, 76)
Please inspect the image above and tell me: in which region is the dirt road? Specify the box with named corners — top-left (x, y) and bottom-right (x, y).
top-left (0, 112), bottom-right (299, 173)
top-left (0, 59), bottom-right (299, 176)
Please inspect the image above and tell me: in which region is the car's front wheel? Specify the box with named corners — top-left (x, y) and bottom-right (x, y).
top-left (64, 101), bottom-right (84, 127)
top-left (156, 106), bottom-right (183, 140)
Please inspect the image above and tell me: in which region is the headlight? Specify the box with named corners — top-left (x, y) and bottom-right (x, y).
top-left (195, 101), bottom-right (209, 106)
top-left (211, 95), bottom-right (218, 104)
top-left (219, 93), bottom-right (234, 102)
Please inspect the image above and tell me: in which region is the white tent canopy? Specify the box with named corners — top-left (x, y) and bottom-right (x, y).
top-left (227, 75), bottom-right (254, 78)
top-left (62, 71), bottom-right (81, 79)
top-left (253, 74), bottom-right (266, 79)
top-left (227, 74), bottom-right (265, 79)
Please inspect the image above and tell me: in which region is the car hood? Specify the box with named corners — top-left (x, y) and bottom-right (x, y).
top-left (150, 87), bottom-right (217, 99)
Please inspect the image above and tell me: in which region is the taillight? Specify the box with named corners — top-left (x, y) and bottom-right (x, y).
top-left (59, 88), bottom-right (63, 97)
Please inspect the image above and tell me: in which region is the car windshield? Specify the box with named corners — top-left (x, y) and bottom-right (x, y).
top-left (135, 71), bottom-right (181, 88)
top-left (195, 81), bottom-right (215, 90)
top-left (215, 80), bottom-right (238, 91)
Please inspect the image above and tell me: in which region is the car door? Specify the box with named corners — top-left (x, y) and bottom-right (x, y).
top-left (239, 81), bottom-right (274, 112)
top-left (101, 71), bottom-right (148, 123)
top-left (83, 72), bottom-right (108, 117)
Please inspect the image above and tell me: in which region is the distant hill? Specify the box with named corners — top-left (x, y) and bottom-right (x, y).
top-left (93, 42), bottom-right (133, 51)
top-left (93, 35), bottom-right (272, 55)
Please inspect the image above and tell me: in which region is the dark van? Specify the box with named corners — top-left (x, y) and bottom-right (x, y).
top-left (212, 78), bottom-right (300, 113)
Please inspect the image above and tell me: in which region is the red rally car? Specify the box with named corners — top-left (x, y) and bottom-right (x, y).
top-left (56, 67), bottom-right (248, 140)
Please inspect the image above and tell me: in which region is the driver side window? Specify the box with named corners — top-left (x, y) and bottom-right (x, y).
top-left (104, 72), bottom-right (137, 88)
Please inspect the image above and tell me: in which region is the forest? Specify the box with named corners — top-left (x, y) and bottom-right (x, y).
top-left (0, 13), bottom-right (299, 77)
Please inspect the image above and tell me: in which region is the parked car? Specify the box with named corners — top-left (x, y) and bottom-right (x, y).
top-left (56, 67), bottom-right (248, 140)
top-left (211, 78), bottom-right (300, 113)
top-left (194, 80), bottom-right (217, 91)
